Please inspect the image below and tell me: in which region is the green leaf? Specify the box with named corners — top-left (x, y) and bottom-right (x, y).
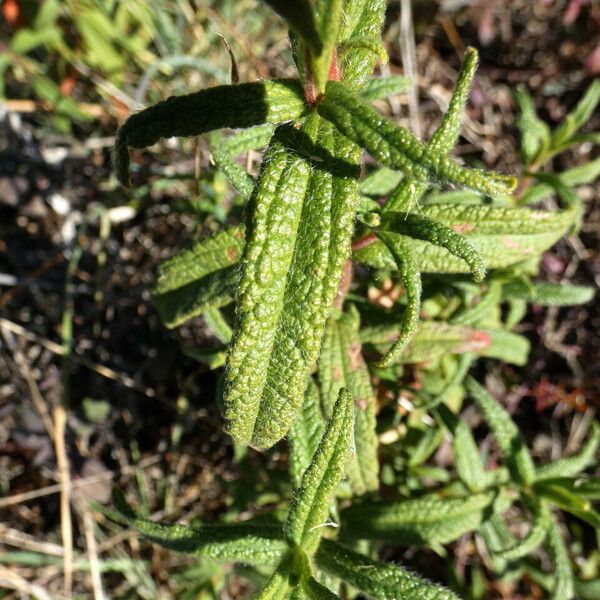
top-left (435, 404), bottom-right (487, 492)
top-left (552, 79), bottom-right (600, 149)
top-left (533, 476), bottom-right (600, 499)
top-left (521, 156), bottom-right (600, 204)
top-left (154, 227), bottom-right (244, 296)
top-left (108, 489), bottom-right (287, 566)
top-left (479, 514), bottom-right (520, 575)
top-left (451, 282), bottom-right (502, 326)
top-left (153, 267), bottom-right (237, 329)
top-left (339, 0), bottom-right (387, 89)
top-left (361, 321), bottom-right (491, 364)
top-left (311, 0), bottom-right (344, 94)
top-left (340, 491), bottom-right (498, 545)
top-left (316, 539), bottom-right (460, 599)
top-left (466, 377), bottom-right (536, 485)
top-left (224, 118), bottom-right (360, 448)
top-left (478, 328), bottom-right (531, 366)
top-left (302, 576), bottom-right (341, 599)
top-left (288, 380), bottom-right (326, 489)
top-left (115, 78), bottom-right (307, 186)
top-left (384, 47), bottom-right (478, 213)
top-left (256, 552), bottom-right (294, 600)
top-left (360, 167), bottom-right (403, 197)
top-left (495, 498), bottom-right (551, 561)
top-left (286, 389), bottom-right (353, 555)
top-left (152, 227), bottom-right (244, 328)
top-left (380, 211), bottom-right (487, 282)
top-left (428, 47), bottom-right (479, 154)
top-left (262, 1), bottom-right (322, 53)
top-left (360, 75), bottom-right (411, 101)
top-left (534, 481), bottom-right (600, 528)
top-left (355, 202), bottom-right (579, 274)
top-left (536, 421), bottom-right (599, 479)
top-left (203, 306), bottom-right (233, 344)
top-left (376, 234), bottom-right (422, 366)
top-left (318, 80), bottom-right (516, 196)
top-left (502, 280), bottom-right (595, 307)
top-left (208, 124), bottom-right (275, 197)
top-left (514, 86), bottom-right (551, 166)
top-left (318, 306), bottom-right (379, 494)
top-left (576, 578), bottom-right (600, 600)
top-left (546, 520), bottom-right (575, 600)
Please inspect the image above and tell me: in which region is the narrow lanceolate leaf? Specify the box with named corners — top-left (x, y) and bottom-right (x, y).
top-left (435, 404), bottom-right (487, 493)
top-left (521, 155), bottom-right (600, 204)
top-left (355, 201), bottom-right (578, 274)
top-left (152, 227), bottom-right (245, 328)
top-left (380, 212), bottom-right (486, 282)
top-left (339, 0), bottom-right (387, 89)
top-left (360, 75), bottom-right (411, 101)
top-left (311, 0), bottom-right (344, 94)
top-left (514, 86), bottom-right (551, 166)
top-left (316, 539), bottom-right (460, 600)
top-left (376, 234), bottom-right (422, 366)
top-left (501, 280), bottom-right (595, 307)
top-left (385, 47), bottom-right (478, 212)
top-left (537, 421), bottom-right (600, 479)
top-left (451, 281), bottom-right (502, 326)
top-left (302, 576), bottom-right (341, 599)
top-left (114, 78), bottom-right (306, 186)
top-left (318, 306), bottom-right (379, 494)
top-left (466, 377), bottom-right (536, 485)
top-left (361, 321), bottom-right (490, 365)
top-left (428, 47), bottom-right (479, 154)
top-left (262, 1), bottom-right (322, 53)
top-left (479, 328), bottom-right (531, 367)
top-left (286, 389), bottom-right (353, 556)
top-left (257, 552), bottom-right (294, 600)
top-left (224, 117), bottom-right (360, 448)
top-left (360, 167), bottom-right (403, 197)
top-left (496, 498), bottom-right (551, 561)
top-left (534, 481), bottom-right (600, 528)
top-left (288, 380), bottom-right (326, 489)
top-left (341, 491), bottom-right (497, 545)
top-left (318, 81), bottom-right (516, 196)
top-left (208, 124), bottom-right (275, 197)
top-left (546, 520), bottom-right (575, 600)
top-left (535, 476), bottom-right (600, 500)
top-left (551, 79), bottom-right (600, 149)
top-left (109, 489), bottom-right (286, 566)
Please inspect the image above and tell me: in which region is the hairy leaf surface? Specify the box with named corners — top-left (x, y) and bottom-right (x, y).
top-left (318, 306), bottom-right (379, 494)
top-left (341, 491), bottom-right (497, 544)
top-left (286, 389), bottom-right (353, 555)
top-left (316, 539), bottom-right (460, 599)
top-left (355, 202), bottom-right (578, 273)
top-left (115, 79), bottom-right (307, 185)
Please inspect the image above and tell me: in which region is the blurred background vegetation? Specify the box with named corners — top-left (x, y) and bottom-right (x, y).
top-left (0, 1), bottom-right (598, 598)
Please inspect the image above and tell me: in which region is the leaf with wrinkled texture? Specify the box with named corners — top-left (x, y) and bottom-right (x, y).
top-left (115, 79), bottom-right (307, 186)
top-left (109, 488), bottom-right (287, 566)
top-left (341, 491), bottom-right (498, 545)
top-left (288, 380), bottom-right (325, 489)
top-left (318, 80), bottom-right (516, 196)
top-left (316, 539), bottom-right (460, 599)
top-left (466, 377), bottom-right (536, 485)
top-left (318, 306), bottom-right (379, 494)
top-left (286, 389), bottom-right (353, 555)
top-left (355, 202), bottom-right (579, 274)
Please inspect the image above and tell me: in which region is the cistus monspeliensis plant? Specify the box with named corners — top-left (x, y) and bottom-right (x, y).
top-left (109, 1), bottom-right (599, 598)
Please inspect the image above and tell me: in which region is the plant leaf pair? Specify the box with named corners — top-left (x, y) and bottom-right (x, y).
top-left (223, 118), bottom-right (360, 448)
